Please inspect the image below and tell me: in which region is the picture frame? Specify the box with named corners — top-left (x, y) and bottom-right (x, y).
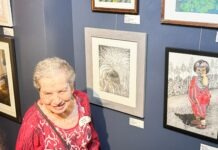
top-left (85, 27), bottom-right (146, 118)
top-left (0, 0), bottom-right (13, 27)
top-left (91, 0), bottom-right (138, 14)
top-left (161, 0), bottom-right (218, 28)
top-left (0, 36), bottom-right (21, 123)
top-left (164, 47), bottom-right (218, 143)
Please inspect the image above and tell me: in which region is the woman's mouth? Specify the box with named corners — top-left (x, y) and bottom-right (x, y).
top-left (54, 102), bottom-right (65, 110)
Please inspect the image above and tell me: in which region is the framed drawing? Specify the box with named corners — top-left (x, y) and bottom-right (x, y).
top-left (161, 0), bottom-right (218, 28)
top-left (91, 0), bottom-right (138, 14)
top-left (85, 27), bottom-right (146, 118)
top-left (164, 47), bottom-right (218, 143)
top-left (0, 0), bottom-right (13, 27)
top-left (0, 36), bottom-right (21, 123)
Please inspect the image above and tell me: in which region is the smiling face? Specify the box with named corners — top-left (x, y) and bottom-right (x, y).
top-left (39, 72), bottom-right (73, 116)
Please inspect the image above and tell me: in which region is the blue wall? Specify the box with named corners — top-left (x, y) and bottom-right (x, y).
top-left (0, 0), bottom-right (217, 149)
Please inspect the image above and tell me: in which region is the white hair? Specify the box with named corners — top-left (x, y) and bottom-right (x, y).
top-left (33, 57), bottom-right (75, 90)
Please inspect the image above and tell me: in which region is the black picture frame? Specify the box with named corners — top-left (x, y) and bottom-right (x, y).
top-left (164, 47), bottom-right (218, 143)
top-left (0, 36), bottom-right (21, 123)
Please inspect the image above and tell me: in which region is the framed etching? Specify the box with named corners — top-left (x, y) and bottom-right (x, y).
top-left (164, 47), bottom-right (218, 143)
top-left (85, 27), bottom-right (146, 118)
top-left (0, 36), bottom-right (21, 123)
top-left (161, 0), bottom-right (218, 28)
top-left (91, 0), bottom-right (138, 14)
top-left (0, 0), bottom-right (13, 27)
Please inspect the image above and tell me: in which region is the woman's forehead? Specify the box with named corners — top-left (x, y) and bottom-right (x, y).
top-left (39, 73), bottom-right (68, 85)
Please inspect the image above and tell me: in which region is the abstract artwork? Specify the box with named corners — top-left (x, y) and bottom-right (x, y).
top-left (161, 0), bottom-right (218, 28)
top-left (176, 0), bottom-right (218, 14)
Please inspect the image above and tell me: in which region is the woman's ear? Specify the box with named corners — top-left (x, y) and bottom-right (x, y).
top-left (38, 99), bottom-right (44, 105)
top-left (69, 81), bottom-right (75, 90)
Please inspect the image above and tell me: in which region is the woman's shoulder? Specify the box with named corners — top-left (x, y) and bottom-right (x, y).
top-left (73, 90), bottom-right (90, 103)
top-left (16, 104), bottom-right (44, 149)
top-left (73, 90), bottom-right (88, 97)
top-left (22, 103), bottom-right (41, 125)
top-left (73, 90), bottom-right (91, 115)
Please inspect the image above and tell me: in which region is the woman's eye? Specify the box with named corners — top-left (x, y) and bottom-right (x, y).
top-left (45, 93), bottom-right (52, 96)
top-left (59, 90), bottom-right (66, 94)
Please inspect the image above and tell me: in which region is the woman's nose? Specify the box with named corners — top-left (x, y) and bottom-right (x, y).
top-left (51, 93), bottom-right (62, 104)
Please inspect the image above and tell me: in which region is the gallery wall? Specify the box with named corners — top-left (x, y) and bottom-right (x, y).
top-left (0, 0), bottom-right (217, 149)
top-left (72, 1), bottom-right (218, 149)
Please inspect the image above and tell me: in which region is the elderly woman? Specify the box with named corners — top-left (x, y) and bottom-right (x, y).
top-left (16, 57), bottom-right (100, 149)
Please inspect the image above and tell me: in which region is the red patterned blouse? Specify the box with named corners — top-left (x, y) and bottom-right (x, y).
top-left (16, 90), bottom-right (100, 150)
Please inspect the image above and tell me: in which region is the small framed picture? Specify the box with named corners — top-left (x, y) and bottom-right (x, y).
top-left (164, 47), bottom-right (218, 143)
top-left (0, 0), bottom-right (13, 27)
top-left (91, 0), bottom-right (138, 14)
top-left (161, 0), bottom-right (218, 28)
top-left (85, 27), bottom-right (146, 118)
top-left (0, 36), bottom-right (21, 123)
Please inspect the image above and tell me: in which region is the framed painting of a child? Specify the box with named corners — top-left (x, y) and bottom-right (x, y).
top-left (164, 47), bottom-right (218, 143)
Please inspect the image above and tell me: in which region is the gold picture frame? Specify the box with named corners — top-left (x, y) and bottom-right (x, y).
top-left (91, 0), bottom-right (138, 14)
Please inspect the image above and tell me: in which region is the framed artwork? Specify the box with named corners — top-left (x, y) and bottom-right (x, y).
top-left (164, 47), bottom-right (218, 143)
top-left (0, 36), bottom-right (21, 123)
top-left (85, 27), bottom-right (146, 118)
top-left (0, 0), bottom-right (13, 27)
top-left (161, 0), bottom-right (218, 28)
top-left (91, 0), bottom-right (138, 14)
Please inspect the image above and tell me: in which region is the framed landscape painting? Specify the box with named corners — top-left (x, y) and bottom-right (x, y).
top-left (0, 36), bottom-right (21, 123)
top-left (161, 0), bottom-right (218, 28)
top-left (164, 47), bottom-right (218, 143)
top-left (85, 27), bottom-right (146, 118)
top-left (0, 0), bottom-right (13, 27)
top-left (91, 0), bottom-right (138, 14)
